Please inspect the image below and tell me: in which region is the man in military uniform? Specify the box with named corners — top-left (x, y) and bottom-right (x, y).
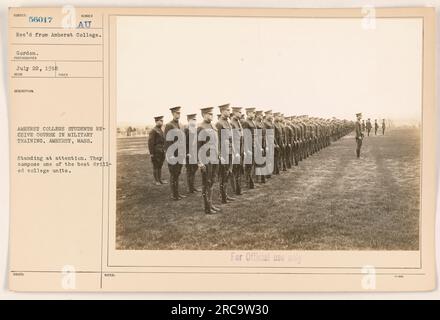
top-left (164, 106), bottom-right (185, 200)
top-left (184, 113), bottom-right (200, 194)
top-left (263, 110), bottom-right (275, 178)
top-left (216, 104), bottom-right (236, 204)
top-left (355, 113), bottom-right (364, 158)
top-left (294, 116), bottom-right (305, 162)
top-left (382, 119), bottom-right (386, 135)
top-left (241, 107), bottom-right (257, 189)
top-left (286, 117), bottom-right (297, 166)
top-left (282, 115), bottom-right (293, 169)
top-left (147, 116), bottom-right (167, 186)
top-left (279, 114), bottom-right (288, 170)
top-left (230, 106), bottom-right (243, 195)
top-left (374, 119), bottom-right (379, 135)
top-left (273, 112), bottom-right (284, 174)
top-left (197, 107), bottom-right (221, 214)
top-left (366, 118), bottom-right (372, 136)
top-left (254, 110), bottom-right (266, 183)
top-left (290, 116), bottom-right (300, 166)
top-left (361, 120), bottom-right (366, 133)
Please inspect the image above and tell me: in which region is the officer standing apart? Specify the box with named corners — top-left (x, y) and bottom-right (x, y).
top-left (355, 113), bottom-right (364, 158)
top-left (366, 118), bottom-right (372, 136)
top-left (165, 106), bottom-right (185, 201)
top-left (197, 107), bottom-right (221, 214)
top-left (147, 116), bottom-right (168, 186)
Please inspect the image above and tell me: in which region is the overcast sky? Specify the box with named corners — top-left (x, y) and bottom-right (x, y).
top-left (117, 16), bottom-right (422, 125)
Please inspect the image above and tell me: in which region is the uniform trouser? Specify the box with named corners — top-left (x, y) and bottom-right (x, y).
top-left (255, 162), bottom-right (266, 183)
top-left (186, 164), bottom-right (198, 192)
top-left (367, 129), bottom-right (371, 136)
top-left (293, 143), bottom-right (299, 165)
top-left (265, 151), bottom-right (273, 179)
top-left (244, 162), bottom-right (255, 188)
top-left (285, 145), bottom-right (292, 168)
top-left (382, 128), bottom-right (385, 135)
top-left (201, 164), bottom-right (215, 213)
top-left (356, 138), bottom-right (363, 158)
top-left (231, 163), bottom-right (242, 195)
top-left (280, 146), bottom-right (287, 170)
top-left (306, 140), bottom-right (310, 157)
top-left (168, 163), bottom-right (182, 198)
top-left (219, 162), bottom-right (232, 202)
top-left (290, 144), bottom-right (296, 166)
top-left (151, 152), bottom-right (164, 182)
top-left (375, 128), bottom-right (378, 135)
top-left (274, 147), bottom-right (280, 174)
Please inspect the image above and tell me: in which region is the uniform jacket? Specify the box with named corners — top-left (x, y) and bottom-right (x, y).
top-left (164, 120), bottom-right (181, 149)
top-left (242, 118), bottom-right (257, 156)
top-left (215, 117), bottom-right (235, 157)
top-left (148, 126), bottom-right (165, 155)
top-left (197, 120), bottom-right (218, 161)
top-left (355, 121), bottom-right (363, 139)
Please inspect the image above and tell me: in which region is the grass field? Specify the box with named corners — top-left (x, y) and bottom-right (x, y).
top-left (116, 127), bottom-right (420, 250)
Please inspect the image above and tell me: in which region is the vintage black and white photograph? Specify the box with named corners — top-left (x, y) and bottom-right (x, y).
top-left (115, 16), bottom-right (422, 251)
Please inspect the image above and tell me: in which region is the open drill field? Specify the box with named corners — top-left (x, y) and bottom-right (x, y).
top-left (116, 128), bottom-right (420, 250)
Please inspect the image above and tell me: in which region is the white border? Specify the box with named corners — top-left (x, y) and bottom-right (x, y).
top-left (0, 0), bottom-right (438, 299)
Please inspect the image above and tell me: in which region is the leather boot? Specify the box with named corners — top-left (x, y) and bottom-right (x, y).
top-left (152, 169), bottom-right (158, 185)
top-left (158, 170), bottom-right (168, 184)
top-left (187, 172), bottom-right (193, 193)
top-left (177, 179), bottom-right (186, 199)
top-left (211, 204), bottom-right (221, 212)
top-left (204, 196), bottom-right (215, 214)
top-left (235, 179), bottom-right (242, 195)
top-left (220, 184), bottom-right (227, 204)
top-left (192, 175), bottom-right (201, 192)
top-left (171, 178), bottom-right (180, 201)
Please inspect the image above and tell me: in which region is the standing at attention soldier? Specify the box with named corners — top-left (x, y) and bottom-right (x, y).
top-left (355, 113), bottom-right (364, 158)
top-left (147, 116), bottom-right (168, 186)
top-left (230, 106), bottom-right (244, 195)
top-left (263, 110), bottom-right (276, 178)
top-left (164, 106), bottom-right (185, 200)
top-left (374, 119), bottom-right (379, 135)
top-left (254, 110), bottom-right (266, 184)
top-left (184, 113), bottom-right (200, 194)
top-left (216, 104), bottom-right (236, 204)
top-left (273, 112), bottom-right (284, 174)
top-left (366, 118), bottom-right (372, 136)
top-left (382, 119), bottom-right (386, 135)
top-left (241, 107), bottom-right (257, 189)
top-left (197, 107), bottom-right (221, 214)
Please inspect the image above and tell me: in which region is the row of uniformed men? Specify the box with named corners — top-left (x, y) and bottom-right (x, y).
top-left (148, 104), bottom-right (354, 214)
